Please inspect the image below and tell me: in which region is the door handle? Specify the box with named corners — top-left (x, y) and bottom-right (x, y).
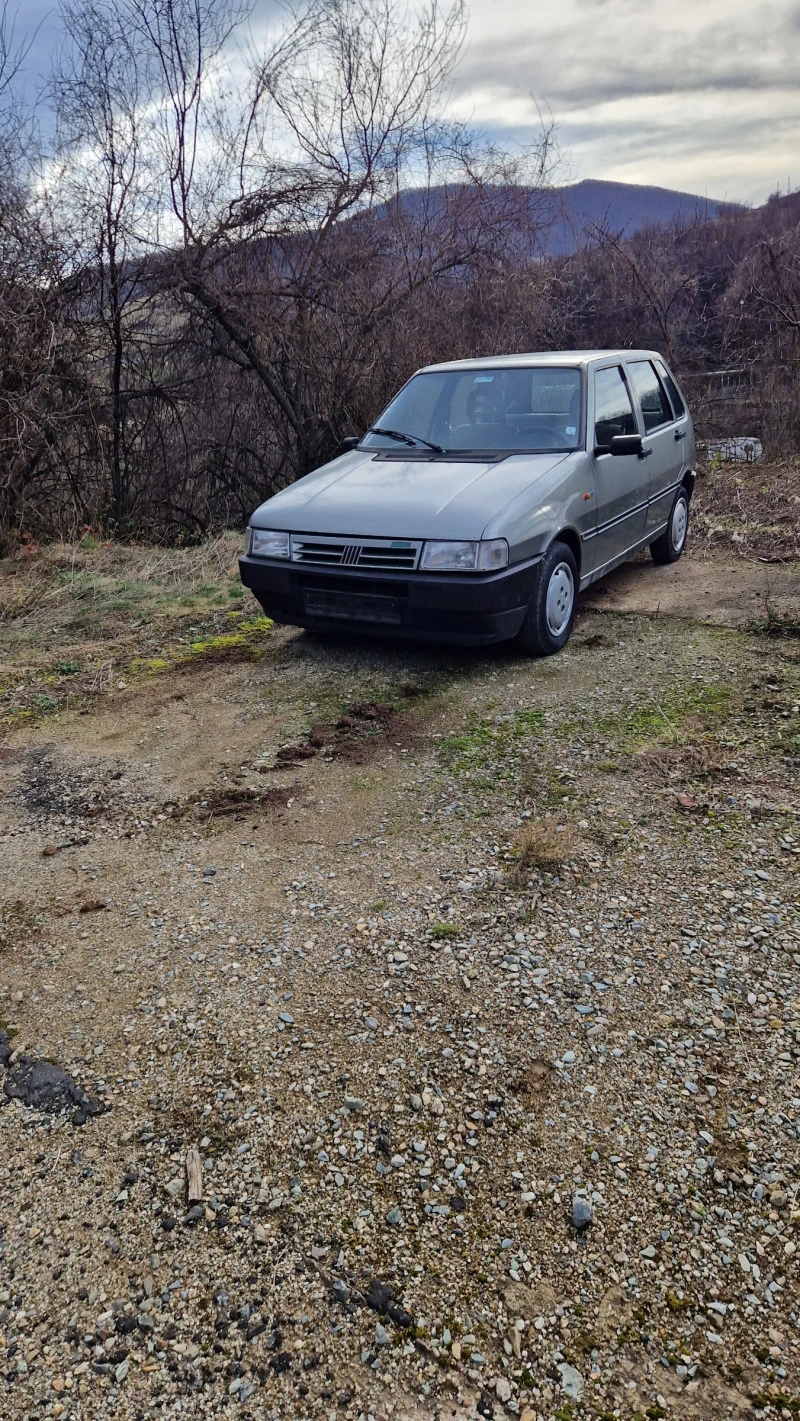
top-left (639, 447), bottom-right (653, 459)
top-left (674, 429), bottom-right (686, 441)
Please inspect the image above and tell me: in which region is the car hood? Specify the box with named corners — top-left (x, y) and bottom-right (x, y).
top-left (249, 450), bottom-right (570, 540)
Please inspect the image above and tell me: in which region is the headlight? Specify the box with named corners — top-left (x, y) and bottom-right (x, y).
top-left (247, 528), bottom-right (290, 559)
top-left (419, 539), bottom-right (508, 572)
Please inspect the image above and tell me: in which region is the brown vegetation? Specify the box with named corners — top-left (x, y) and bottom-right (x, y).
top-left (0, 0), bottom-right (799, 551)
top-left (511, 817), bottom-right (580, 874)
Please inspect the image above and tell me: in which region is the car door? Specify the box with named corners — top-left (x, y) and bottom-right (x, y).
top-left (590, 363), bottom-right (648, 571)
top-left (626, 358), bottom-right (685, 535)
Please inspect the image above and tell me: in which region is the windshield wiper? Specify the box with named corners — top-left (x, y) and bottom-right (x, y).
top-left (367, 426), bottom-right (445, 454)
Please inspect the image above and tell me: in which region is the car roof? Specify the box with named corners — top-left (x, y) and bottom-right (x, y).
top-left (419, 350), bottom-right (663, 373)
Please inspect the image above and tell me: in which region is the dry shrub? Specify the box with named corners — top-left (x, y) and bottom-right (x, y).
top-left (512, 816), bottom-right (579, 874)
top-left (636, 740), bottom-right (731, 782)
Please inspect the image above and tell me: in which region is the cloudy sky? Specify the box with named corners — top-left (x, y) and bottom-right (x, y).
top-left (9, 0), bottom-right (800, 203)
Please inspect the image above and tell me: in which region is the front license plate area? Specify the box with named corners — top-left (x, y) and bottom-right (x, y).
top-left (303, 589), bottom-right (402, 625)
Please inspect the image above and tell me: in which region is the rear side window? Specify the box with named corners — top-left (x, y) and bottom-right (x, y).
top-left (594, 365), bottom-right (636, 447)
top-left (654, 359), bottom-right (686, 419)
top-left (628, 360), bottom-right (673, 431)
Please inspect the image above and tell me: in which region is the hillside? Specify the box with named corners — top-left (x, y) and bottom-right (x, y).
top-left (543, 178), bottom-right (740, 254)
top-left (381, 178), bottom-right (740, 257)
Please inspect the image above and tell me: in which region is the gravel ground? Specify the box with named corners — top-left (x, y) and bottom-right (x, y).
top-left (0, 584), bottom-right (799, 1421)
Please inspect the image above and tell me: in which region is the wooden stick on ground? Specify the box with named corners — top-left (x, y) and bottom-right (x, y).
top-left (186, 1146), bottom-right (203, 1204)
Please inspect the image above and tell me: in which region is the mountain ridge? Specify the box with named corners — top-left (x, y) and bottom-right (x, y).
top-left (383, 177), bottom-right (742, 256)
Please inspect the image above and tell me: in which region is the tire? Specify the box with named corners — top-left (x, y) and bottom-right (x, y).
top-left (650, 486), bottom-right (689, 564)
top-left (517, 540), bottom-right (578, 656)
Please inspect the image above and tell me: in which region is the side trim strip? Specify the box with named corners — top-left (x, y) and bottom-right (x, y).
top-left (580, 477), bottom-right (683, 542)
top-left (579, 523), bottom-right (669, 590)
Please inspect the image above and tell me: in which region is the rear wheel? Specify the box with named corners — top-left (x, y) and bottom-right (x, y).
top-left (650, 487), bottom-right (689, 564)
top-left (517, 541), bottom-right (578, 656)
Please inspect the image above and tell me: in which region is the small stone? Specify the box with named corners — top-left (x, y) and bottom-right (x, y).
top-left (572, 1196), bottom-right (592, 1230)
top-left (558, 1361), bottom-right (584, 1399)
top-left (115, 1357), bottom-right (129, 1384)
top-left (451, 1340), bottom-right (461, 1361)
top-left (385, 1206), bottom-right (402, 1226)
top-left (343, 1095), bottom-right (364, 1111)
top-left (410, 1093), bottom-right (423, 1112)
top-left (496, 1377), bottom-right (512, 1403)
top-left (332, 1279), bottom-right (350, 1304)
top-left (277, 1012), bottom-right (294, 1025)
top-left (375, 1321), bottom-right (391, 1346)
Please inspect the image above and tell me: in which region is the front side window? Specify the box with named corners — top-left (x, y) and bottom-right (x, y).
top-left (593, 365), bottom-right (636, 448)
top-left (627, 360), bottom-right (673, 432)
top-left (654, 359), bottom-right (686, 419)
top-left (361, 367), bottom-right (583, 455)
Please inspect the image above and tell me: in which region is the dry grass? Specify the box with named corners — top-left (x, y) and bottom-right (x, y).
top-left (634, 739), bottom-right (732, 783)
top-left (0, 533), bottom-right (247, 646)
top-left (511, 816), bottom-right (580, 874)
top-left (692, 458), bottom-right (800, 561)
top-left (0, 533), bottom-right (267, 730)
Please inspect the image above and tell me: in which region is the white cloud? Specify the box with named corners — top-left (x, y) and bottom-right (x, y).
top-left (446, 0), bottom-right (800, 200)
top-left (10, 0), bottom-right (800, 203)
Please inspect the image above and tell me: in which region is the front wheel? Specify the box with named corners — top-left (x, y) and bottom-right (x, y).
top-left (517, 541), bottom-right (578, 656)
top-left (650, 487), bottom-right (689, 564)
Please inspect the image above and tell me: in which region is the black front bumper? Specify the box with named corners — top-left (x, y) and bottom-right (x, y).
top-left (238, 554), bottom-right (542, 646)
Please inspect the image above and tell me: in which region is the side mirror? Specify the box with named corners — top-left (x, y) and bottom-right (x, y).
top-left (338, 435), bottom-right (360, 454)
top-left (609, 434), bottom-right (643, 458)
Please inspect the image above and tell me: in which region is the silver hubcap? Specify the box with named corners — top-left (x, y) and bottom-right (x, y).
top-left (546, 561), bottom-right (574, 636)
top-left (672, 497), bottom-right (688, 552)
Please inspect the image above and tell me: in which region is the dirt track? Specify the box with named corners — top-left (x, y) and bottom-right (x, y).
top-left (1, 540), bottom-right (799, 1421)
top-left (583, 553), bottom-right (800, 627)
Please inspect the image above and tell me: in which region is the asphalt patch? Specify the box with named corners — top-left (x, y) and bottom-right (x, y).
top-left (0, 1030), bottom-right (102, 1125)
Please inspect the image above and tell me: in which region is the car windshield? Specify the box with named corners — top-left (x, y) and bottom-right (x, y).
top-left (361, 367), bottom-right (583, 454)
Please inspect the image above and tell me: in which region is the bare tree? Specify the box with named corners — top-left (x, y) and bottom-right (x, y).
top-left (122, 0), bottom-right (554, 475)
top-left (52, 0), bottom-right (162, 529)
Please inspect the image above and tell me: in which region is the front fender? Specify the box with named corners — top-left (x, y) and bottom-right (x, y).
top-left (482, 452), bottom-right (596, 564)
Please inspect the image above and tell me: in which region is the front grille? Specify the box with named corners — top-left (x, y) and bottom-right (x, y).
top-left (291, 534), bottom-right (421, 572)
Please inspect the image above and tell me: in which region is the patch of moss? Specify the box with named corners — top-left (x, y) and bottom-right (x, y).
top-left (187, 615), bottom-right (272, 659)
top-left (431, 923), bottom-right (460, 940)
top-left (582, 680), bottom-right (731, 753)
top-left (574, 1329), bottom-right (599, 1354)
top-left (439, 705), bottom-right (546, 774)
